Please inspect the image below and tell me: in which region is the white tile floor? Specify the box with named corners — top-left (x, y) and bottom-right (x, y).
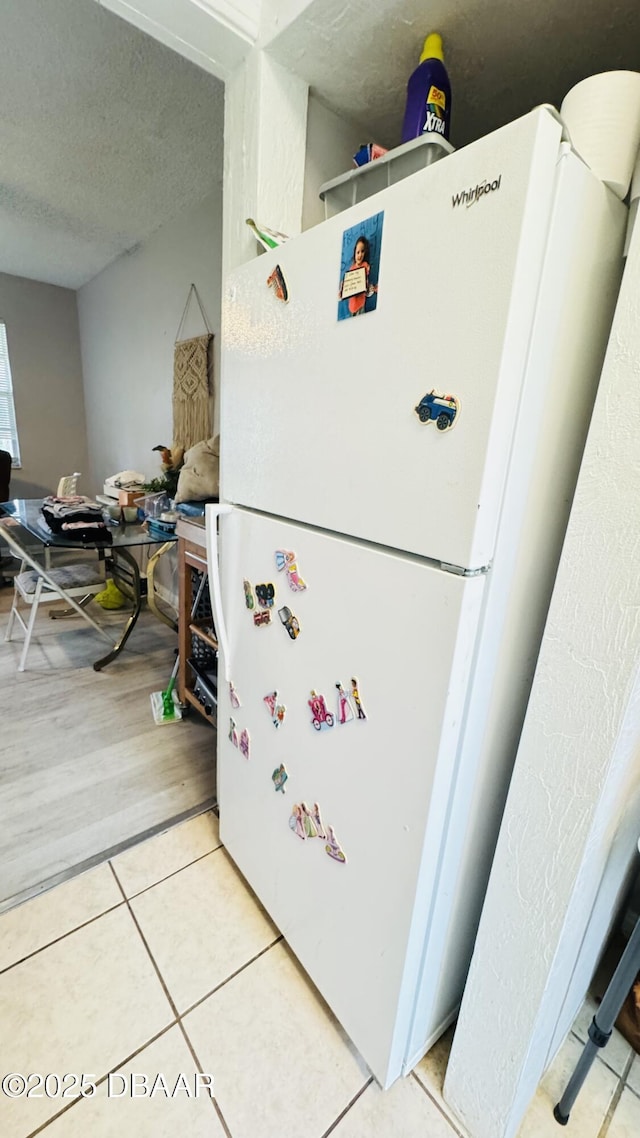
top-left (1, 809), bottom-right (638, 1138)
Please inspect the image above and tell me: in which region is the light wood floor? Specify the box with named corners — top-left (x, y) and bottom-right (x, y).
top-left (0, 563), bottom-right (216, 913)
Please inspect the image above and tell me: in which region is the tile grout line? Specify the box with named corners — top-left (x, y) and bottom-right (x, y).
top-left (0, 901), bottom-right (126, 975)
top-left (108, 861), bottom-right (182, 1021)
top-left (318, 1077), bottom-right (374, 1137)
top-left (122, 839), bottom-right (224, 902)
top-left (410, 1071), bottom-right (469, 1138)
top-left (597, 1050), bottom-right (637, 1138)
top-left (21, 1022), bottom-right (181, 1138)
top-left (175, 1017), bottom-right (235, 1138)
top-left (109, 860), bottom-right (284, 1137)
top-left (571, 1027), bottom-right (636, 1080)
top-left (109, 847), bottom-right (284, 1022)
top-left (177, 935), bottom-right (285, 1019)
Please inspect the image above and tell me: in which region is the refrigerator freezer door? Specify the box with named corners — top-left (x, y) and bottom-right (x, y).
top-left (210, 506), bottom-right (486, 1086)
top-left (222, 108), bottom-right (562, 570)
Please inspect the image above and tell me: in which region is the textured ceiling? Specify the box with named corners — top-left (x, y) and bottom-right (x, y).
top-left (0, 0), bottom-right (224, 288)
top-left (270, 0), bottom-right (640, 151)
top-left (3, 0), bottom-right (639, 289)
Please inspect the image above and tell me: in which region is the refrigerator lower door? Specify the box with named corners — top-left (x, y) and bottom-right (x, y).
top-left (208, 506), bottom-right (486, 1086)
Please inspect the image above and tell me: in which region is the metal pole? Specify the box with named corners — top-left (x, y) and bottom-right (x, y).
top-left (554, 910), bottom-right (640, 1125)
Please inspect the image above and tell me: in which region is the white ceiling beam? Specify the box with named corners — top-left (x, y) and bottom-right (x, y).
top-left (258, 0), bottom-right (317, 48)
top-left (95, 1), bottom-right (344, 82)
top-left (95, 0), bottom-right (259, 79)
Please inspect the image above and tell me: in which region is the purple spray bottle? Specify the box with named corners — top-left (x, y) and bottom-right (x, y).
top-left (401, 33), bottom-right (451, 145)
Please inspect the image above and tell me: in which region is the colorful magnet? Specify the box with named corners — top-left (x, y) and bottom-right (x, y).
top-left (272, 764), bottom-right (289, 793)
top-left (311, 801), bottom-right (326, 840)
top-left (239, 728), bottom-right (250, 760)
top-left (229, 718), bottom-right (239, 747)
top-left (288, 804), bottom-right (307, 840)
top-left (325, 825), bottom-right (347, 864)
top-left (308, 690), bottom-right (335, 731)
top-left (264, 691), bottom-right (287, 729)
top-left (350, 676), bottom-right (367, 721)
top-left (266, 264), bottom-right (289, 303)
top-left (414, 390), bottom-right (460, 431)
top-left (275, 549), bottom-right (308, 592)
top-left (335, 681), bottom-right (355, 725)
top-left (338, 212), bottom-right (383, 322)
top-left (229, 681), bottom-right (242, 709)
top-left (278, 605), bottom-right (300, 640)
top-left (243, 578), bottom-right (255, 610)
top-left (300, 802), bottom-right (318, 838)
top-left (286, 562), bottom-right (307, 592)
top-left (275, 549), bottom-right (296, 572)
top-left (255, 582), bottom-right (276, 608)
top-left (253, 609), bottom-right (272, 628)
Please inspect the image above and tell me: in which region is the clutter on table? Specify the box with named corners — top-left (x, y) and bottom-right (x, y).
top-left (41, 495), bottom-right (113, 545)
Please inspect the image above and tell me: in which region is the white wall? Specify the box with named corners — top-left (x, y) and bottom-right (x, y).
top-left (302, 94), bottom-right (365, 230)
top-left (0, 272), bottom-right (88, 498)
top-left (444, 216), bottom-right (640, 1138)
top-left (77, 188), bottom-right (222, 489)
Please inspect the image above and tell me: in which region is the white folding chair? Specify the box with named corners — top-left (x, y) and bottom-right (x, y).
top-left (4, 560), bottom-right (105, 671)
top-left (56, 473), bottom-right (81, 497)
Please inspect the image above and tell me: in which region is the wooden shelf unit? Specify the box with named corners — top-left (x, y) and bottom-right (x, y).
top-left (177, 517), bottom-right (217, 726)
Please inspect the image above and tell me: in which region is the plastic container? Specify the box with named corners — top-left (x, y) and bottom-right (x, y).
top-left (140, 491), bottom-right (170, 519)
top-left (319, 133), bottom-right (454, 218)
top-left (401, 33), bottom-right (451, 144)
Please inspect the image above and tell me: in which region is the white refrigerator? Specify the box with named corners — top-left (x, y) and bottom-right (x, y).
top-left (206, 107), bottom-right (626, 1088)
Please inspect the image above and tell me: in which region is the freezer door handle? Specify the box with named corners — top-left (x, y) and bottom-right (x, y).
top-left (205, 503), bottom-right (233, 681)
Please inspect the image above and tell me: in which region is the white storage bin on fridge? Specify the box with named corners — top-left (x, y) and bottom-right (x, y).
top-left (318, 132), bottom-right (454, 218)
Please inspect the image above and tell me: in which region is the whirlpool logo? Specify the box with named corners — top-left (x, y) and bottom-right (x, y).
top-left (452, 175), bottom-right (502, 208)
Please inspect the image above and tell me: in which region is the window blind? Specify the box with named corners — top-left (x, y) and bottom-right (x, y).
top-left (0, 321), bottom-right (21, 465)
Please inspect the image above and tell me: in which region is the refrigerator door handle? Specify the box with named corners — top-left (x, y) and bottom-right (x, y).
top-left (205, 502), bottom-right (234, 681)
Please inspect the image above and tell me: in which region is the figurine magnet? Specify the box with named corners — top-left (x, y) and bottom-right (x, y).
top-left (311, 801), bottom-right (326, 840)
top-left (253, 609), bottom-right (272, 628)
top-left (272, 764), bottom-right (288, 793)
top-left (300, 802), bottom-right (318, 839)
top-left (275, 549), bottom-right (308, 592)
top-left (255, 583), bottom-right (276, 609)
top-left (264, 691), bottom-right (286, 729)
top-left (243, 579), bottom-right (255, 610)
top-left (266, 264), bottom-right (289, 303)
top-left (229, 718), bottom-right (239, 747)
top-left (278, 605), bottom-right (300, 640)
top-left (350, 676), bottom-right (367, 721)
top-left (239, 728), bottom-right (251, 760)
top-left (414, 390), bottom-right (460, 431)
top-left (285, 562), bottom-right (307, 592)
top-left (308, 690), bottom-right (335, 731)
top-left (275, 549), bottom-right (296, 572)
top-left (325, 825), bottom-right (347, 864)
top-left (335, 681), bottom-right (354, 725)
top-left (288, 803), bottom-right (306, 840)
top-left (229, 681), bottom-right (242, 709)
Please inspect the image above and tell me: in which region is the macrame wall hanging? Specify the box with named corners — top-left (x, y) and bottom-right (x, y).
top-left (173, 284), bottom-right (213, 451)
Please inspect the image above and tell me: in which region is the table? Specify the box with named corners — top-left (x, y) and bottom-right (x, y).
top-left (0, 498), bottom-right (177, 670)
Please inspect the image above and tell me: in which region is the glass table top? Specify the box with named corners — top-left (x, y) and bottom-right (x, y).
top-left (0, 499), bottom-right (176, 549)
